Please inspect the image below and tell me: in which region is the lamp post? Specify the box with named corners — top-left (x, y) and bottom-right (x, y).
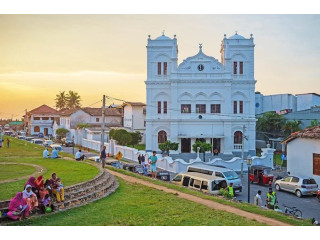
top-left (72, 135), bottom-right (75, 155)
top-left (247, 154), bottom-right (252, 203)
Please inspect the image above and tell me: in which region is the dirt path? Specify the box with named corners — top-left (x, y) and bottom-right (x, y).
top-left (108, 169), bottom-right (291, 226)
top-left (0, 162), bottom-right (47, 184)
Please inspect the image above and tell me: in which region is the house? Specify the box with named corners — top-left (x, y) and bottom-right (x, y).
top-left (24, 105), bottom-right (59, 136)
top-left (145, 32), bottom-right (256, 157)
top-left (296, 93), bottom-right (320, 111)
top-left (281, 126), bottom-right (320, 184)
top-left (255, 93), bottom-right (297, 115)
top-left (121, 102), bottom-right (146, 143)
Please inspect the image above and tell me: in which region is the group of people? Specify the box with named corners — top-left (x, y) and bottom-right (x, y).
top-left (7, 173), bottom-right (64, 221)
top-left (43, 148), bottom-right (61, 159)
top-left (138, 151), bottom-right (158, 179)
top-left (254, 187), bottom-right (277, 209)
top-left (0, 138), bottom-right (10, 148)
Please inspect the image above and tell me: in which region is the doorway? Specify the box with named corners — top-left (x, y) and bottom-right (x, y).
top-left (44, 128), bottom-right (48, 136)
top-left (211, 138), bottom-right (221, 153)
top-left (181, 138), bottom-right (191, 153)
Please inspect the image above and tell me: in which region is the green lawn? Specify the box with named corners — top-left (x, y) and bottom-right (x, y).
top-left (0, 164), bottom-right (36, 181)
top-left (106, 166), bottom-right (312, 226)
top-left (8, 178), bottom-right (264, 226)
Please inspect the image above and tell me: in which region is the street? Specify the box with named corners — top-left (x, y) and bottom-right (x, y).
top-left (236, 172), bottom-right (320, 221)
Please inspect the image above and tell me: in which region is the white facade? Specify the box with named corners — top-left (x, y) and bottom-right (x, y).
top-left (145, 32), bottom-right (256, 156)
top-left (255, 93), bottom-right (297, 115)
top-left (286, 138), bottom-right (320, 184)
top-left (29, 115), bottom-right (56, 135)
top-left (123, 102), bottom-right (146, 143)
top-left (296, 93), bottom-right (320, 111)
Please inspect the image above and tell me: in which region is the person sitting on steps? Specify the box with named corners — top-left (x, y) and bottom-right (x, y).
top-left (75, 149), bottom-right (85, 161)
top-left (49, 173), bottom-right (64, 203)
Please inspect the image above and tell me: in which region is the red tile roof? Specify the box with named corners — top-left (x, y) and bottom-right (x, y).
top-left (281, 125), bottom-right (320, 144)
top-left (28, 105), bottom-right (58, 115)
top-left (82, 107), bottom-right (122, 116)
top-left (121, 102), bottom-right (146, 107)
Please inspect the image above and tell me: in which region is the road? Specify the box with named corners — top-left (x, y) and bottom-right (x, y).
top-left (236, 172), bottom-right (320, 221)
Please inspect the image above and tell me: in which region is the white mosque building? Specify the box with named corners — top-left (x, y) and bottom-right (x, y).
top-left (145, 32), bottom-right (257, 158)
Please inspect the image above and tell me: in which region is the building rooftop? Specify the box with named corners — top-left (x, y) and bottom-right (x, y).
top-left (28, 105), bottom-right (58, 115)
top-left (228, 32), bottom-right (246, 40)
top-left (281, 125), bottom-right (320, 144)
top-left (122, 102), bottom-right (146, 107)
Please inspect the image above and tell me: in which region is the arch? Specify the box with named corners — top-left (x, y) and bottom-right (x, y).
top-left (232, 91), bottom-right (248, 101)
top-left (158, 130), bottom-right (167, 144)
top-left (179, 92), bottom-right (193, 101)
top-left (194, 92), bottom-right (208, 100)
top-left (34, 126), bottom-right (40, 133)
top-left (231, 53), bottom-right (247, 61)
top-left (234, 131), bottom-right (243, 144)
top-left (154, 53), bottom-right (171, 62)
top-left (154, 126), bottom-right (170, 135)
top-left (154, 91), bottom-right (170, 101)
top-left (209, 92), bottom-right (224, 101)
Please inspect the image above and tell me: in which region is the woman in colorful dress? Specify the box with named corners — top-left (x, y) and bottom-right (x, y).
top-left (7, 192), bottom-right (30, 220)
top-left (22, 184), bottom-right (39, 212)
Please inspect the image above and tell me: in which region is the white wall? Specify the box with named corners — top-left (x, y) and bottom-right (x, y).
top-left (297, 94), bottom-right (320, 111)
top-left (287, 138), bottom-right (320, 184)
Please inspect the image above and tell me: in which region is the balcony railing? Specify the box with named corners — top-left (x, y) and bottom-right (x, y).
top-left (234, 144), bottom-right (243, 150)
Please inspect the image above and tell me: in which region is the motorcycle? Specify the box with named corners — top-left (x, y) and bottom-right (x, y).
top-left (317, 189), bottom-right (320, 202)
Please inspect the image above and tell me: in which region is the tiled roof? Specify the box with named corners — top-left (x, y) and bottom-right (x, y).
top-left (58, 108), bottom-right (79, 116)
top-left (28, 105), bottom-right (58, 115)
top-left (281, 125), bottom-right (320, 144)
top-left (82, 107), bottom-right (122, 116)
top-left (122, 102), bottom-right (146, 107)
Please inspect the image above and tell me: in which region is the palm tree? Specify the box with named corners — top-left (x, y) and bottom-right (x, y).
top-left (256, 112), bottom-right (285, 137)
top-left (55, 91), bottom-right (67, 110)
top-left (282, 120), bottom-right (302, 137)
top-left (66, 91), bottom-right (81, 109)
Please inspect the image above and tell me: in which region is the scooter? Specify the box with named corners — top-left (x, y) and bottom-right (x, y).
top-left (317, 189), bottom-right (320, 202)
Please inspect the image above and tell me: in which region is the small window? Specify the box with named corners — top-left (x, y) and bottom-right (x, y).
top-left (291, 177), bottom-right (299, 183)
top-left (211, 104), bottom-right (221, 113)
top-left (233, 101), bottom-right (237, 114)
top-left (239, 101), bottom-right (243, 114)
top-left (42, 117), bottom-right (49, 120)
top-left (182, 176), bottom-right (190, 186)
top-left (158, 101), bottom-right (161, 114)
top-left (201, 181), bottom-right (208, 190)
top-left (239, 61), bottom-right (243, 74)
top-left (96, 118), bottom-right (100, 122)
top-left (157, 62), bottom-right (161, 75)
top-left (34, 117), bottom-right (40, 120)
top-left (163, 62), bottom-right (167, 75)
top-left (302, 178), bottom-right (316, 184)
top-left (196, 104), bottom-right (206, 114)
top-left (215, 172), bottom-right (224, 178)
top-left (181, 104), bottom-right (191, 113)
top-left (163, 101), bottom-right (167, 114)
top-left (189, 178), bottom-right (194, 187)
top-left (284, 177), bottom-right (292, 182)
top-left (144, 121), bottom-right (146, 127)
top-left (233, 62), bottom-right (237, 74)
top-left (173, 175), bottom-right (182, 182)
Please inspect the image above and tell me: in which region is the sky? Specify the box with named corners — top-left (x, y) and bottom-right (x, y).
top-left (0, 14), bottom-right (319, 119)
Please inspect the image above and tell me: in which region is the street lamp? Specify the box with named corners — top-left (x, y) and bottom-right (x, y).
top-left (247, 154), bottom-right (252, 203)
top-left (72, 135), bottom-right (75, 155)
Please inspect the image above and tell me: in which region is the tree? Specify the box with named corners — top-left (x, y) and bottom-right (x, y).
top-left (308, 119), bottom-right (319, 128)
top-left (55, 128), bottom-right (70, 139)
top-left (130, 131), bottom-right (142, 147)
top-left (256, 112), bottom-right (286, 137)
top-left (76, 123), bottom-right (90, 129)
top-left (113, 129), bottom-right (132, 146)
top-left (158, 140), bottom-right (179, 156)
top-left (109, 128), bottom-right (117, 139)
top-left (192, 141), bottom-right (212, 162)
top-left (66, 90), bottom-right (81, 109)
top-left (55, 91), bottom-right (67, 110)
top-left (282, 120), bottom-right (301, 137)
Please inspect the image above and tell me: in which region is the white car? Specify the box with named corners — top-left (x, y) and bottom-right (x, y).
top-left (43, 140), bottom-right (53, 147)
top-left (32, 139), bottom-right (44, 145)
top-left (50, 144), bottom-right (63, 151)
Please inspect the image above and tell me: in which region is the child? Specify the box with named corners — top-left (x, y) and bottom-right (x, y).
top-left (40, 194), bottom-right (55, 214)
top-left (143, 162), bottom-right (149, 176)
top-left (56, 178), bottom-right (64, 193)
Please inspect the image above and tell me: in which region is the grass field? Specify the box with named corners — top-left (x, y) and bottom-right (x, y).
top-left (8, 178), bottom-right (264, 226)
top-left (0, 164), bottom-right (36, 181)
top-left (0, 137), bottom-right (99, 201)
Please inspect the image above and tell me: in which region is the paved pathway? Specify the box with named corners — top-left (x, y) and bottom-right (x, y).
top-left (0, 162), bottom-right (47, 184)
top-left (108, 169), bottom-right (291, 226)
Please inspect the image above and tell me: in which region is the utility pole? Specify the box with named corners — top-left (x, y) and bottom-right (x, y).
top-left (100, 95), bottom-right (106, 151)
top-left (24, 109), bottom-right (27, 133)
top-left (241, 125), bottom-right (245, 178)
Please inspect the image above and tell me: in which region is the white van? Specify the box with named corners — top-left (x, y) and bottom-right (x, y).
top-left (172, 172), bottom-right (227, 195)
top-left (187, 165), bottom-right (242, 193)
top-left (31, 139), bottom-right (44, 145)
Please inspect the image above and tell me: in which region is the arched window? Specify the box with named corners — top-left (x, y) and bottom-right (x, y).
top-left (234, 131), bottom-right (242, 144)
top-left (158, 130), bottom-right (167, 143)
top-left (34, 126), bottom-right (40, 133)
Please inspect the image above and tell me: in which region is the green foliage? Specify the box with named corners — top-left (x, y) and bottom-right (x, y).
top-left (308, 119), bottom-right (319, 128)
top-left (257, 112), bottom-right (286, 137)
top-left (55, 128), bottom-right (70, 138)
top-left (54, 90), bottom-right (81, 110)
top-left (76, 123), bottom-right (90, 129)
top-left (55, 91), bottom-right (67, 110)
top-left (282, 120), bottom-right (301, 137)
top-left (192, 141), bottom-right (212, 161)
top-left (109, 128), bottom-right (117, 139)
top-left (113, 129), bottom-right (132, 146)
top-left (130, 131), bottom-right (142, 147)
top-left (158, 140), bottom-right (179, 156)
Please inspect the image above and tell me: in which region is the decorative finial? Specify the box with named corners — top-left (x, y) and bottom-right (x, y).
top-left (235, 31), bottom-right (238, 35)
top-left (174, 34), bottom-right (176, 38)
top-left (162, 30), bottom-right (165, 36)
top-left (250, 33), bottom-right (253, 38)
top-left (224, 34), bottom-right (226, 39)
top-left (199, 43), bottom-right (202, 50)
top-left (148, 35), bottom-right (151, 39)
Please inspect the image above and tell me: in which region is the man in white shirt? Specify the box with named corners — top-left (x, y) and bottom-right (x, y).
top-left (75, 149), bottom-right (85, 161)
top-left (43, 148), bottom-right (49, 158)
top-left (253, 190), bottom-right (262, 207)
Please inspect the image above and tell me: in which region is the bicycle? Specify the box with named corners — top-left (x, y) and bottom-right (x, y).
top-left (283, 204), bottom-right (302, 218)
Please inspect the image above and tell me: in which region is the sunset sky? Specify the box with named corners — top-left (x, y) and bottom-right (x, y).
top-left (0, 14), bottom-right (319, 119)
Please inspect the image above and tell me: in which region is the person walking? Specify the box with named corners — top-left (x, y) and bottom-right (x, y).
top-left (141, 154), bottom-right (146, 166)
top-left (148, 151), bottom-right (158, 180)
top-left (138, 154), bottom-right (142, 165)
top-left (100, 146), bottom-right (107, 168)
top-left (7, 138), bottom-right (10, 148)
top-left (254, 190), bottom-right (262, 207)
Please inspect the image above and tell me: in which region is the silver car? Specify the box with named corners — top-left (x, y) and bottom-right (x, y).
top-left (274, 176), bottom-right (318, 197)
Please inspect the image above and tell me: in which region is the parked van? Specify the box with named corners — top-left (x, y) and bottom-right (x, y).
top-left (32, 139), bottom-right (44, 145)
top-left (172, 172), bottom-right (227, 195)
top-left (187, 165), bottom-right (243, 193)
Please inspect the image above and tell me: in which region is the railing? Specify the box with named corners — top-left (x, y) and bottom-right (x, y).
top-left (234, 144), bottom-right (243, 150)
